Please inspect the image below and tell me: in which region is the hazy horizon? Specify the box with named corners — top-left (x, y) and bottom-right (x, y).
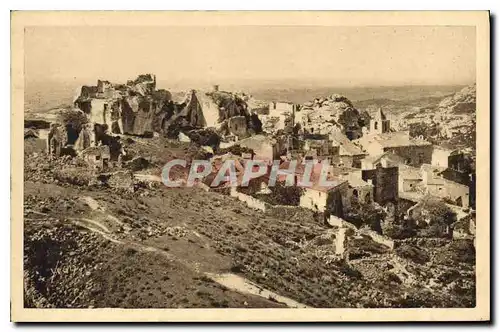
top-left (25, 26), bottom-right (476, 88)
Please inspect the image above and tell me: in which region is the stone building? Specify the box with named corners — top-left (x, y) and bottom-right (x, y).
top-left (421, 164), bottom-right (470, 208)
top-left (74, 123), bottom-right (95, 154)
top-left (345, 175), bottom-right (374, 204)
top-left (431, 145), bottom-right (467, 171)
top-left (329, 131), bottom-right (366, 168)
top-left (361, 165), bottom-right (399, 205)
top-left (299, 181), bottom-right (350, 216)
top-left (398, 165), bottom-right (422, 193)
top-left (96, 80), bottom-right (114, 99)
top-left (227, 116), bottom-right (248, 137)
top-left (303, 138), bottom-right (340, 162)
top-left (80, 145), bottom-right (111, 170)
top-left (328, 167), bottom-right (374, 204)
top-left (48, 123), bottom-right (67, 159)
top-left (368, 108), bottom-right (391, 135)
top-left (355, 131), bottom-right (432, 167)
top-left (268, 101), bottom-right (296, 116)
top-left (361, 151), bottom-right (405, 170)
top-left (236, 134), bottom-right (282, 163)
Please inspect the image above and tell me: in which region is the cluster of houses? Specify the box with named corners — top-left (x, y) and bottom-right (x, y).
top-left (209, 102), bottom-right (474, 225)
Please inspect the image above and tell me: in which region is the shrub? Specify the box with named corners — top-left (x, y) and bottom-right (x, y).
top-left (448, 240), bottom-right (475, 264)
top-left (59, 109), bottom-right (89, 135)
top-left (395, 244), bottom-right (430, 264)
top-left (256, 182), bottom-right (304, 206)
top-left (383, 223), bottom-right (417, 239)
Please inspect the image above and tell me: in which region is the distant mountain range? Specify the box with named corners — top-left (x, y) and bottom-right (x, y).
top-left (25, 78), bottom-right (469, 115)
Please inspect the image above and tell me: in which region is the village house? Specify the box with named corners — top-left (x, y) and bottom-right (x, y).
top-left (361, 165), bottom-right (399, 206)
top-left (96, 80), bottom-right (115, 99)
top-left (299, 181), bottom-right (350, 215)
top-left (266, 160), bottom-right (351, 216)
top-left (355, 131), bottom-right (432, 167)
top-left (355, 109), bottom-right (433, 167)
top-left (398, 164), bottom-right (422, 193)
top-left (303, 136), bottom-right (340, 162)
top-left (329, 131), bottom-right (367, 168)
top-left (235, 134), bottom-right (282, 163)
top-left (431, 145), bottom-right (467, 171)
top-left (361, 151), bottom-right (406, 170)
top-left (335, 168), bottom-right (374, 204)
top-left (421, 164), bottom-right (470, 208)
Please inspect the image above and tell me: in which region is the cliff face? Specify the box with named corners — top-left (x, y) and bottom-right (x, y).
top-left (160, 90), bottom-right (260, 138)
top-left (74, 76), bottom-right (259, 139)
top-left (121, 96), bottom-right (161, 136)
top-left (74, 74), bottom-right (171, 137)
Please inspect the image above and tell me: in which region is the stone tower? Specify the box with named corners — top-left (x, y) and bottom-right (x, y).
top-left (369, 108), bottom-right (390, 134)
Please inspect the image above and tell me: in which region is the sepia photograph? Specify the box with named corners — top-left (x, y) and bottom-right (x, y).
top-left (10, 11), bottom-right (490, 322)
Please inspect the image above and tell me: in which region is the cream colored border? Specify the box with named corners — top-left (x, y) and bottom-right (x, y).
top-left (11, 11), bottom-right (490, 322)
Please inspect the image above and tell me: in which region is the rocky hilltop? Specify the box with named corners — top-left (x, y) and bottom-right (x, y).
top-left (438, 84), bottom-right (476, 114)
top-left (300, 94), bottom-right (370, 139)
top-left (73, 75), bottom-right (261, 139)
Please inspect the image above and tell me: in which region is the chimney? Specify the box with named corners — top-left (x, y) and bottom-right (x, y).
top-left (213, 84), bottom-right (219, 92)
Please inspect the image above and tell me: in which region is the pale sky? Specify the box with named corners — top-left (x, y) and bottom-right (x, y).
top-left (24, 26), bottom-right (476, 87)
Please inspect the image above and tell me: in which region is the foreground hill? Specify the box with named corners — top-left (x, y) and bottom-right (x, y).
top-left (23, 136), bottom-right (475, 308)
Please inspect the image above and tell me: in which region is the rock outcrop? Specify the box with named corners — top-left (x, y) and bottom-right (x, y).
top-left (438, 84), bottom-right (476, 114)
top-left (74, 74), bottom-right (170, 137)
top-left (300, 94), bottom-right (368, 140)
top-left (161, 89), bottom-right (262, 139)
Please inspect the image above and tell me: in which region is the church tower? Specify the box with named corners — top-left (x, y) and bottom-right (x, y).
top-left (369, 108), bottom-right (390, 134)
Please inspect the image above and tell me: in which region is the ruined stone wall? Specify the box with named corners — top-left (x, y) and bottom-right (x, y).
top-left (228, 116), bottom-right (248, 137)
top-left (230, 187), bottom-right (268, 211)
top-left (266, 204), bottom-right (317, 221)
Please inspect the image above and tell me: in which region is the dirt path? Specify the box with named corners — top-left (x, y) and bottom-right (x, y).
top-left (70, 216), bottom-right (309, 308)
top-left (207, 273), bottom-right (311, 308)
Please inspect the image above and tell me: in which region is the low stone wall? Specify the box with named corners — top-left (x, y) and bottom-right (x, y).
top-left (266, 204), bottom-right (309, 219)
top-left (360, 229), bottom-right (395, 250)
top-left (230, 188), bottom-right (268, 212)
top-left (394, 237), bottom-right (451, 248)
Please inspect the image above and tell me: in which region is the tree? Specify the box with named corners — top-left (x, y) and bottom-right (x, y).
top-left (410, 196), bottom-right (457, 238)
top-left (257, 181), bottom-right (304, 206)
top-left (59, 109), bottom-right (89, 136)
top-left (341, 200), bottom-right (386, 232)
top-left (359, 203), bottom-right (387, 233)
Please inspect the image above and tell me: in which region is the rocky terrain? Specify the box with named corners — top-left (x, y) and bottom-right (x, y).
top-left (23, 136), bottom-right (476, 309)
top-left (357, 84), bottom-right (477, 152)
